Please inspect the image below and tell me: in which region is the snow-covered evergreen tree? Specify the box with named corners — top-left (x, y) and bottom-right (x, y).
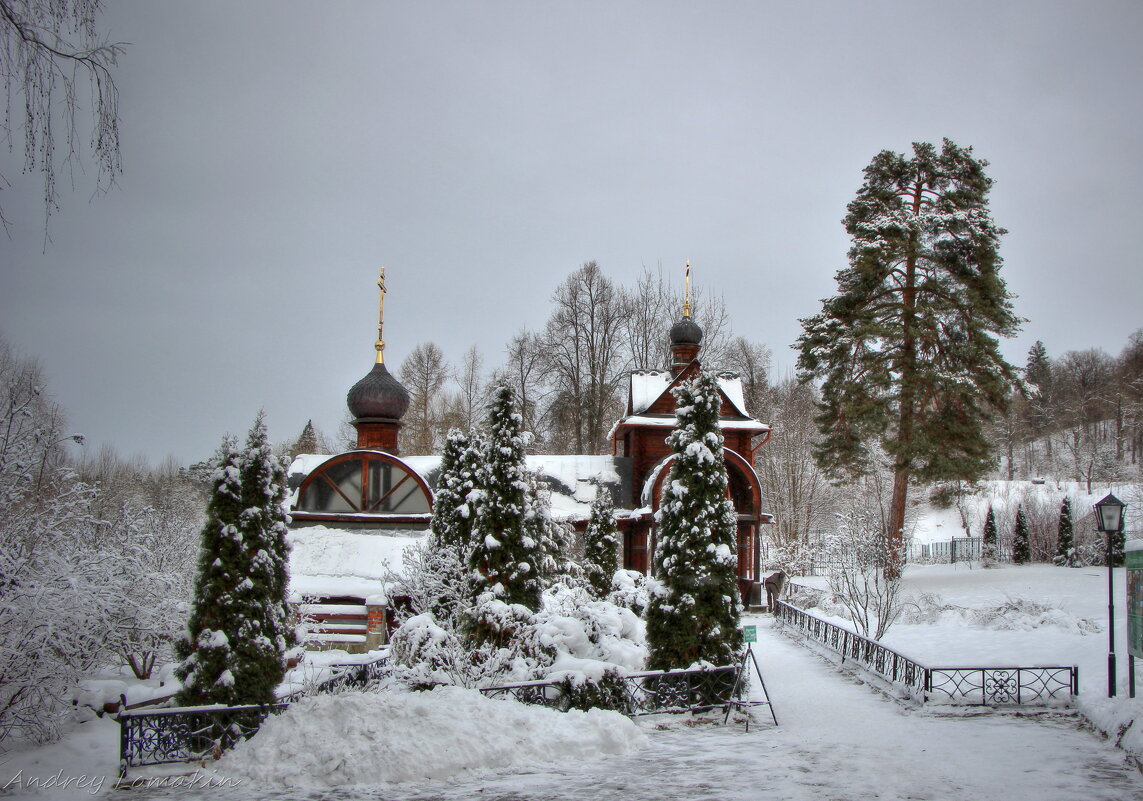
top-left (1054, 497), bottom-right (1075, 566)
top-left (796, 139), bottom-right (1020, 568)
top-left (1012, 505), bottom-right (1030, 564)
top-left (176, 414), bottom-right (295, 706)
top-left (430, 428), bottom-right (483, 554)
top-left (409, 428), bottom-right (484, 623)
top-left (583, 482), bottom-right (620, 598)
top-left (526, 468), bottom-right (582, 586)
top-left (468, 386), bottom-right (544, 610)
top-left (646, 370), bottom-right (743, 670)
top-left (981, 505), bottom-right (999, 567)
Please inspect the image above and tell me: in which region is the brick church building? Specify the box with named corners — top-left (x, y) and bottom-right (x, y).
top-left (287, 270), bottom-right (772, 650)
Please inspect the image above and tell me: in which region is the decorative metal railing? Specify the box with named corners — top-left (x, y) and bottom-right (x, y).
top-left (773, 600), bottom-right (1076, 707)
top-left (480, 665), bottom-right (740, 716)
top-left (119, 654), bottom-right (389, 774)
top-left (119, 703), bottom-right (288, 773)
top-left (926, 666), bottom-right (1077, 705)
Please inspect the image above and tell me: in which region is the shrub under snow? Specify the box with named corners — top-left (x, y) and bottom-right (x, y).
top-left (389, 583), bottom-right (647, 689)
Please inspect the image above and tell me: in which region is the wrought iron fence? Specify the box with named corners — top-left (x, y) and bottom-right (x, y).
top-left (479, 665), bottom-right (741, 716)
top-left (119, 703), bottom-right (287, 774)
top-left (926, 666), bottom-right (1077, 705)
top-left (119, 654), bottom-right (389, 774)
top-left (773, 600), bottom-right (1075, 707)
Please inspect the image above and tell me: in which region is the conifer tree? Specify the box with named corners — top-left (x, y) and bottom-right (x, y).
top-left (525, 469), bottom-right (581, 585)
top-left (583, 482), bottom-right (621, 598)
top-left (176, 414), bottom-right (295, 706)
top-left (1055, 497), bottom-right (1074, 566)
top-left (414, 429), bottom-right (485, 623)
top-left (981, 505), bottom-right (999, 566)
top-left (1012, 505), bottom-right (1030, 564)
top-left (468, 386), bottom-right (544, 610)
top-left (646, 371), bottom-right (743, 670)
top-left (796, 139), bottom-right (1020, 570)
top-left (430, 428), bottom-right (483, 554)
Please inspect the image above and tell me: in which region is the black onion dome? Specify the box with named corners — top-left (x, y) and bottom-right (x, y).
top-left (669, 316), bottom-right (703, 346)
top-left (346, 362), bottom-right (411, 420)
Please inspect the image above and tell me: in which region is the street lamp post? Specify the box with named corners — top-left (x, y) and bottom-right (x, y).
top-left (1094, 493), bottom-right (1126, 699)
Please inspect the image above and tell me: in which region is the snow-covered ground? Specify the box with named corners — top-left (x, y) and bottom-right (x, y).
top-left (4, 565), bottom-right (1142, 800)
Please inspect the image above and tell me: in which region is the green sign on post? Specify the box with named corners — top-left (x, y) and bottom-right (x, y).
top-left (743, 625), bottom-right (757, 644)
top-left (1128, 541), bottom-right (1143, 660)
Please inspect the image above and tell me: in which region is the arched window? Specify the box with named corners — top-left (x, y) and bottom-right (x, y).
top-left (296, 451), bottom-right (432, 516)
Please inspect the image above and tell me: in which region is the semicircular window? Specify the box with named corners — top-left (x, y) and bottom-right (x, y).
top-left (297, 453), bottom-right (431, 515)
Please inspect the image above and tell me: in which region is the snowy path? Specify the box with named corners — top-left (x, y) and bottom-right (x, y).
top-left (135, 616), bottom-right (1143, 801)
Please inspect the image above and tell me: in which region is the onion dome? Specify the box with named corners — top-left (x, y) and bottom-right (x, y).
top-left (347, 362), bottom-right (410, 420)
top-left (669, 316), bottom-right (703, 346)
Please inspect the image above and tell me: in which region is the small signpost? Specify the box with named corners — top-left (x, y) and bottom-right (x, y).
top-left (724, 625), bottom-right (777, 729)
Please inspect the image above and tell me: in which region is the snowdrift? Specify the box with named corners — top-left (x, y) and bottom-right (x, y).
top-left (216, 685), bottom-right (646, 788)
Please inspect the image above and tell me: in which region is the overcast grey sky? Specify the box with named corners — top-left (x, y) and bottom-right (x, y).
top-left (3, 1), bottom-right (1141, 465)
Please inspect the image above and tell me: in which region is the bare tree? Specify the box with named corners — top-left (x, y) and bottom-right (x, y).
top-left (824, 483), bottom-right (904, 640)
top-left (1, 0), bottom-right (125, 232)
top-left (441, 345), bottom-right (487, 433)
top-left (398, 342), bottom-right (450, 454)
top-left (493, 330), bottom-right (547, 446)
top-left (620, 266), bottom-right (674, 371)
top-left (618, 265), bottom-right (736, 371)
top-left (755, 378), bottom-right (836, 550)
top-left (722, 336), bottom-right (771, 416)
top-left (542, 262), bottom-right (627, 454)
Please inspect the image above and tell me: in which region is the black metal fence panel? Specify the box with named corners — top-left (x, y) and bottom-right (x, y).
top-left (479, 665), bottom-right (741, 716)
top-left (773, 599), bottom-right (1075, 707)
top-left (119, 654), bottom-right (389, 774)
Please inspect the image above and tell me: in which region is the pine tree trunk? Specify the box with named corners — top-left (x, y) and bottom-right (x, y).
top-left (887, 466), bottom-right (909, 578)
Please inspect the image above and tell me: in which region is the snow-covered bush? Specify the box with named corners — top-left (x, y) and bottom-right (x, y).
top-left (608, 569), bottom-right (651, 617)
top-left (389, 583), bottom-right (647, 692)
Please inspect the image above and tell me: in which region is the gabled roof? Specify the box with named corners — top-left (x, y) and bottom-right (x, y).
top-left (626, 368), bottom-right (753, 418)
top-left (617, 366), bottom-right (769, 442)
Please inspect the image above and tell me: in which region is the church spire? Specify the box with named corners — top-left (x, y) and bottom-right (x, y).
top-left (347, 267), bottom-right (410, 453)
top-left (683, 259), bottom-right (692, 319)
top-left (669, 260), bottom-right (703, 377)
top-left (375, 267), bottom-right (387, 364)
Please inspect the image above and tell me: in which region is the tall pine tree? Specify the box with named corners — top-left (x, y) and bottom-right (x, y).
top-left (646, 371), bottom-right (743, 670)
top-left (1055, 497), bottom-right (1074, 566)
top-left (468, 386), bottom-right (544, 610)
top-left (583, 481), bottom-right (621, 598)
top-left (796, 139), bottom-right (1021, 570)
top-left (1012, 505), bottom-right (1030, 564)
top-left (176, 414), bottom-right (295, 706)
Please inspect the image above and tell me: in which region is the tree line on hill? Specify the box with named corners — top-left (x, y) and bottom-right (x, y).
top-left (994, 333), bottom-right (1143, 488)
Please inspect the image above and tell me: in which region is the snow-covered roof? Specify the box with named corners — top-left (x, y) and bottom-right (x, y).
top-left (616, 414), bottom-right (770, 433)
top-left (627, 369), bottom-right (753, 418)
top-left (630, 371), bottom-right (672, 414)
top-left (288, 525), bottom-right (425, 600)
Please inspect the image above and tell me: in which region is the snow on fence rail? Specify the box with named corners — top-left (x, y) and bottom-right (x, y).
top-left (773, 600), bottom-right (1076, 706)
top-left (117, 654), bottom-right (389, 775)
top-left (479, 665), bottom-right (740, 716)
